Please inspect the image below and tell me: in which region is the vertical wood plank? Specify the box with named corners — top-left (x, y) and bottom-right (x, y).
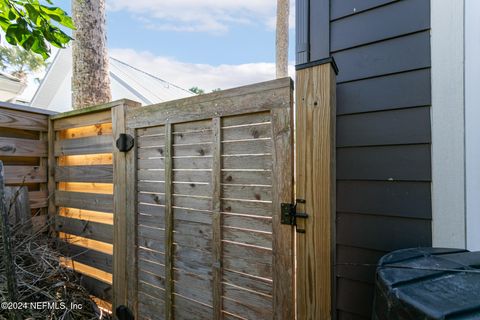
top-left (271, 81), bottom-right (295, 320)
top-left (164, 122), bottom-right (174, 320)
top-left (39, 131), bottom-right (48, 217)
top-left (47, 118), bottom-right (57, 236)
top-left (295, 63), bottom-right (336, 319)
top-left (125, 126), bottom-right (139, 316)
top-left (112, 104), bottom-right (128, 312)
top-left (211, 117), bottom-right (223, 319)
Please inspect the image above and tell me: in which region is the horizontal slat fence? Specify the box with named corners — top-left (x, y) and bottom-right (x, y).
top-left (49, 100), bottom-right (140, 309)
top-left (120, 78), bottom-right (295, 319)
top-left (0, 102), bottom-right (55, 230)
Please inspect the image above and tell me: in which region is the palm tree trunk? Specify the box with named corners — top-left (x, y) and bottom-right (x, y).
top-left (276, 0), bottom-right (289, 78)
top-left (72, 0), bottom-right (111, 109)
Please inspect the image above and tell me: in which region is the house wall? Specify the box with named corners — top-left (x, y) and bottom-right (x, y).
top-left (296, 0), bottom-right (432, 318)
top-left (465, 0), bottom-right (480, 251)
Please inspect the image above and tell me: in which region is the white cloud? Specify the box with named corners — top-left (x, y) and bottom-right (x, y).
top-left (110, 48), bottom-right (294, 92)
top-left (107, 0), bottom-right (295, 34)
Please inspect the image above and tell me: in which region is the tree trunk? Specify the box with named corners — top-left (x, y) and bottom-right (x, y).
top-left (72, 0), bottom-right (111, 109)
top-left (276, 0), bottom-right (289, 78)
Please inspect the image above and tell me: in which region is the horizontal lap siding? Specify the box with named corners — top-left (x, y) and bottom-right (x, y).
top-left (328, 0), bottom-right (432, 318)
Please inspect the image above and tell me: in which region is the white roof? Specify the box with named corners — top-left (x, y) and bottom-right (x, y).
top-left (30, 46), bottom-right (193, 112)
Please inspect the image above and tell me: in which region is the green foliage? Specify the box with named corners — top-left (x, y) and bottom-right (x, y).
top-left (0, 0), bottom-right (74, 59)
top-left (189, 86), bottom-right (205, 95)
top-left (0, 45), bottom-right (47, 79)
top-left (211, 88), bottom-right (221, 92)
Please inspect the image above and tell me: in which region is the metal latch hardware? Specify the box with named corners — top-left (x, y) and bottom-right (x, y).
top-left (116, 133), bottom-right (134, 152)
top-left (281, 199), bottom-right (308, 233)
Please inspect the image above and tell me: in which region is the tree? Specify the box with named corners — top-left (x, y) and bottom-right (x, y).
top-left (189, 86), bottom-right (205, 95)
top-left (0, 0), bottom-right (74, 59)
top-left (276, 0), bottom-right (289, 78)
top-left (0, 45), bottom-right (48, 81)
top-left (72, 0), bottom-right (111, 109)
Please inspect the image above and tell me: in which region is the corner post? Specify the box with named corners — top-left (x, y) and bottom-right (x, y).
top-left (295, 59), bottom-right (337, 319)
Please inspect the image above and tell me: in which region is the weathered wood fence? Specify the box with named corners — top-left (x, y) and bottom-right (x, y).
top-left (0, 76), bottom-right (337, 319)
top-left (0, 102), bottom-right (54, 229)
top-left (49, 100), bottom-right (140, 308)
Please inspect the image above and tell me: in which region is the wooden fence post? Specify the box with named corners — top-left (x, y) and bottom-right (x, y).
top-left (112, 100), bottom-right (141, 315)
top-left (295, 61), bottom-right (337, 319)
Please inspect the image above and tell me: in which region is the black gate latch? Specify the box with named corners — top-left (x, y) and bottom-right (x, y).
top-left (116, 133), bottom-right (134, 152)
top-left (281, 199), bottom-right (308, 233)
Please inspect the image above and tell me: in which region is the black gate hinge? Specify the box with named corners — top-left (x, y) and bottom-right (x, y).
top-left (281, 199), bottom-right (308, 233)
top-left (116, 133), bottom-right (134, 152)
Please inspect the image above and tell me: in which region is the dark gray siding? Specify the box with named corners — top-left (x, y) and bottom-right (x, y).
top-left (296, 0), bottom-right (432, 318)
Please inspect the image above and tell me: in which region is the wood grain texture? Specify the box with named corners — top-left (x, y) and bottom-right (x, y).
top-left (4, 165), bottom-right (46, 184)
top-left (271, 96), bottom-right (295, 320)
top-left (55, 190), bottom-right (113, 213)
top-left (0, 106), bottom-right (48, 131)
top-left (295, 63), bottom-right (336, 319)
top-left (54, 135), bottom-right (112, 156)
top-left (164, 123), bottom-right (174, 320)
top-left (211, 117), bottom-right (222, 319)
top-left (55, 165), bottom-right (113, 183)
top-left (0, 137), bottom-right (47, 157)
top-left (126, 78), bottom-right (292, 129)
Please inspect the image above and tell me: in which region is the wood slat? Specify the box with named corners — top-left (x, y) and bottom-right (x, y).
top-left (222, 185), bottom-right (272, 201)
top-left (54, 135), bottom-right (112, 156)
top-left (173, 195), bottom-right (211, 211)
top-left (138, 292), bottom-right (165, 319)
top-left (137, 125), bottom-right (165, 137)
top-left (222, 112), bottom-right (271, 127)
top-left (174, 246), bottom-right (212, 278)
top-left (4, 165), bottom-right (46, 184)
top-left (222, 123), bottom-right (272, 141)
top-left (29, 190), bottom-right (48, 209)
top-left (173, 119), bottom-right (212, 133)
top-left (221, 170), bottom-right (272, 185)
top-left (58, 241), bottom-right (113, 273)
top-left (138, 281), bottom-right (165, 301)
top-left (138, 247), bottom-right (165, 265)
top-left (0, 127), bottom-right (40, 139)
top-left (53, 110), bottom-right (111, 130)
top-left (0, 137), bottom-right (47, 157)
top-left (59, 207), bottom-right (113, 225)
top-left (0, 107), bottom-right (48, 131)
top-left (174, 208), bottom-right (212, 225)
top-left (60, 257), bottom-right (112, 284)
top-left (55, 190), bottom-right (113, 212)
top-left (56, 215), bottom-right (113, 244)
top-left (173, 170), bottom-right (211, 183)
top-left (138, 169), bottom-right (165, 182)
top-left (58, 153), bottom-right (113, 166)
top-left (222, 139), bottom-right (271, 155)
top-left (222, 199), bottom-right (272, 216)
top-left (222, 155), bottom-right (272, 170)
top-left (223, 227), bottom-right (272, 249)
top-left (223, 269), bottom-right (273, 296)
top-left (222, 213), bottom-right (272, 233)
top-left (58, 232), bottom-right (113, 255)
top-left (173, 130), bottom-right (212, 145)
top-left (55, 165), bottom-right (113, 182)
top-left (139, 259), bottom-right (165, 278)
top-left (174, 143), bottom-right (212, 157)
top-left (59, 123), bottom-right (113, 139)
top-left (58, 182), bottom-right (113, 194)
top-left (138, 135), bottom-right (166, 148)
top-left (223, 284), bottom-right (272, 316)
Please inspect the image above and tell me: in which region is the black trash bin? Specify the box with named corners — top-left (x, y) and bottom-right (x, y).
top-left (373, 247), bottom-right (480, 319)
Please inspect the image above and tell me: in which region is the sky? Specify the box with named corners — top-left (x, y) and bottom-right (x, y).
top-left (21, 0), bottom-right (296, 100)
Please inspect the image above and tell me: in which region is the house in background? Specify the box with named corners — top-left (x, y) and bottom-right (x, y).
top-left (30, 46), bottom-right (193, 112)
top-left (0, 71), bottom-right (26, 102)
top-left (296, 0), bottom-right (480, 318)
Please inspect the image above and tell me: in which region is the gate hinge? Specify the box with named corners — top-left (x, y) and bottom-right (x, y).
top-left (116, 133), bottom-right (134, 152)
top-left (281, 199), bottom-right (308, 233)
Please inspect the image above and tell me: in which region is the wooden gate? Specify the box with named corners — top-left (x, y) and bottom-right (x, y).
top-left (114, 78), bottom-right (295, 319)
